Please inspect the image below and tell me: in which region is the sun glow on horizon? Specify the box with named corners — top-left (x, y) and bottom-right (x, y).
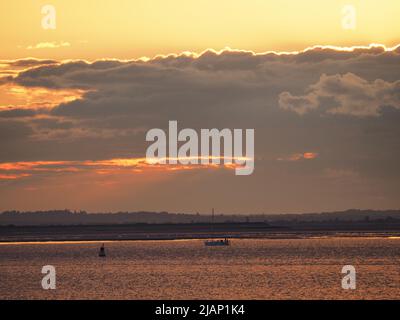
top-left (0, 156), bottom-right (255, 181)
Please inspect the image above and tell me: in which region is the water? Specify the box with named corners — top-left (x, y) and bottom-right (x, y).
top-left (1, 237), bottom-right (400, 299)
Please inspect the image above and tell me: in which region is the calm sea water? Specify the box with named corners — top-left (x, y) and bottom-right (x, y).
top-left (1, 237), bottom-right (400, 299)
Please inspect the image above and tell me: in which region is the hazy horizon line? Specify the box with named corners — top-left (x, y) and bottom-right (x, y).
top-left (2, 207), bottom-right (400, 216)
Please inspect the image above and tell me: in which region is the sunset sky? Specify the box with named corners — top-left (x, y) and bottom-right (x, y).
top-left (1, 0), bottom-right (399, 60)
top-left (0, 1), bottom-right (400, 213)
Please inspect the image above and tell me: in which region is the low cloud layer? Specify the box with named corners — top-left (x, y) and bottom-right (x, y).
top-left (1, 44), bottom-right (400, 213)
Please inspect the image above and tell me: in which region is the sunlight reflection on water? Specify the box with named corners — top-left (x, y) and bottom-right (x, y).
top-left (1, 237), bottom-right (399, 299)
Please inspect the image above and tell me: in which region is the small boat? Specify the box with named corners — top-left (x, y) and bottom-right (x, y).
top-left (99, 243), bottom-right (106, 257)
top-left (204, 208), bottom-right (231, 246)
top-left (205, 238), bottom-right (230, 246)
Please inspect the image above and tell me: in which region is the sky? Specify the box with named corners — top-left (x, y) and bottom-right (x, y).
top-left (1, 0), bottom-right (400, 60)
top-left (0, 1), bottom-right (400, 214)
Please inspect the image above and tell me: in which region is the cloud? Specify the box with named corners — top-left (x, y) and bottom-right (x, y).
top-left (1, 44), bottom-right (400, 211)
top-left (11, 44), bottom-right (400, 90)
top-left (279, 73), bottom-right (400, 117)
top-left (26, 42), bottom-right (71, 50)
top-left (3, 44), bottom-right (400, 144)
top-left (279, 92), bottom-right (319, 115)
top-left (277, 152), bottom-right (318, 161)
top-left (0, 108), bottom-right (36, 118)
top-left (0, 157), bottom-right (241, 181)
top-left (0, 173), bottom-right (31, 180)
top-left (0, 58), bottom-right (58, 68)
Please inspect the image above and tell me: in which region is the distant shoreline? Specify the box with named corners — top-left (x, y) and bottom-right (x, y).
top-left (2, 209), bottom-right (400, 226)
top-left (1, 222), bottom-right (400, 243)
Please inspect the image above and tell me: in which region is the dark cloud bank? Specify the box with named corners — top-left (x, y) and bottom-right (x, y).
top-left (1, 45), bottom-right (400, 213)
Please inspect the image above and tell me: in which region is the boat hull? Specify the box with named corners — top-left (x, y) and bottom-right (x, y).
top-left (204, 240), bottom-right (230, 246)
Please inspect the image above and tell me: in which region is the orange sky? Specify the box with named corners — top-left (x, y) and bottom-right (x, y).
top-left (1, 1), bottom-right (400, 213)
top-left (0, 0), bottom-right (400, 60)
